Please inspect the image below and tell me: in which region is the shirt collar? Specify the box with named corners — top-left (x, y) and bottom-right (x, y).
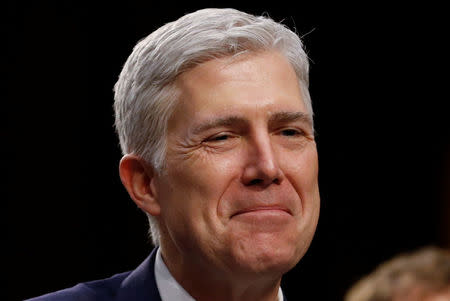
top-left (155, 248), bottom-right (195, 301)
top-left (154, 248), bottom-right (284, 301)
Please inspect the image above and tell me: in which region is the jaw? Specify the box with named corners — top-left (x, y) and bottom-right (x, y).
top-left (160, 231), bottom-right (285, 301)
top-left (158, 208), bottom-right (317, 301)
top-left (219, 218), bottom-right (307, 277)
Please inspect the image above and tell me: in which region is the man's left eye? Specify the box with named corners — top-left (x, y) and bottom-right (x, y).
top-left (211, 135), bottom-right (230, 141)
top-left (280, 129), bottom-right (302, 136)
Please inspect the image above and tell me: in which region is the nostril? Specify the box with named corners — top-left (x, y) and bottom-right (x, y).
top-left (247, 177), bottom-right (280, 186)
top-left (249, 179), bottom-right (263, 186)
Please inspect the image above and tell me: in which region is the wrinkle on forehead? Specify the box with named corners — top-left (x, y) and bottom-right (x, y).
top-left (175, 50), bottom-right (300, 96)
top-left (169, 50), bottom-right (308, 136)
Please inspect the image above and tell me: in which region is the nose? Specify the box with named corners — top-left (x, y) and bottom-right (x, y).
top-left (241, 133), bottom-right (284, 187)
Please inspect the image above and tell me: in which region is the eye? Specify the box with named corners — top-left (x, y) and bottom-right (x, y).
top-left (201, 132), bottom-right (239, 151)
top-left (280, 128), bottom-right (303, 137)
top-left (204, 133), bottom-right (236, 143)
top-left (210, 134), bottom-right (230, 141)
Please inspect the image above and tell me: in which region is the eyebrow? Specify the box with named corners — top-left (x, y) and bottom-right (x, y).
top-left (192, 116), bottom-right (247, 135)
top-left (191, 111), bottom-right (312, 135)
top-left (268, 111), bottom-right (313, 128)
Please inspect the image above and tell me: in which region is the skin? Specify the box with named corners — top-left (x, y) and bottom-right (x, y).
top-left (425, 287), bottom-right (450, 301)
top-left (120, 51), bottom-right (320, 301)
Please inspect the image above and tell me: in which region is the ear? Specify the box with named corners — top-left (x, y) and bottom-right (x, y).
top-left (119, 154), bottom-right (161, 216)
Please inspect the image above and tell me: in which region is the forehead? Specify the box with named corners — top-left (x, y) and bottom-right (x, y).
top-left (170, 51), bottom-right (307, 128)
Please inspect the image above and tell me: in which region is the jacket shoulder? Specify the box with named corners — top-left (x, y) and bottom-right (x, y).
top-left (25, 271), bottom-right (131, 301)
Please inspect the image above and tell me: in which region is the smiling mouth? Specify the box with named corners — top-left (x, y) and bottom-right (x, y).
top-left (231, 206), bottom-right (291, 218)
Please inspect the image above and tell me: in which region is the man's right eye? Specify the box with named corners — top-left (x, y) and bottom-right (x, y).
top-left (203, 133), bottom-right (237, 144)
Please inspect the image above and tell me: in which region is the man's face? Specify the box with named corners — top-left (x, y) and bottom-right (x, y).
top-left (154, 51), bottom-right (320, 278)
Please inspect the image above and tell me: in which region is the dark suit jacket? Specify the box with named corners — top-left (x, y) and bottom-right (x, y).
top-left (26, 248), bottom-right (288, 300)
top-left (26, 248), bottom-right (162, 301)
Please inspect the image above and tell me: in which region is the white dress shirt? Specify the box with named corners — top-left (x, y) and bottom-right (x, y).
top-left (154, 248), bottom-right (284, 301)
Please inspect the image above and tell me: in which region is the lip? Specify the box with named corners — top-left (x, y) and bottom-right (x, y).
top-left (231, 206), bottom-right (291, 218)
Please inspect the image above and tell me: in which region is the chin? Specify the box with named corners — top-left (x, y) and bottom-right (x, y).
top-left (229, 233), bottom-right (304, 276)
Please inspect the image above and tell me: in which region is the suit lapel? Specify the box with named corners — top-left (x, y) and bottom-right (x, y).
top-left (116, 248), bottom-right (161, 301)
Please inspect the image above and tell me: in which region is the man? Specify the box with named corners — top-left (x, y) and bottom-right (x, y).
top-left (28, 8), bottom-right (320, 301)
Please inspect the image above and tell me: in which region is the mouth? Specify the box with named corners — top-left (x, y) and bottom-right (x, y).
top-left (231, 206), bottom-right (292, 218)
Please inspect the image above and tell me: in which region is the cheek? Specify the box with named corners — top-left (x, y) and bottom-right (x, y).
top-left (161, 152), bottom-right (241, 218)
top-left (158, 156), bottom-right (242, 251)
top-left (282, 146), bottom-right (319, 215)
top-left (284, 146), bottom-right (318, 191)
top-left (180, 154), bottom-right (238, 198)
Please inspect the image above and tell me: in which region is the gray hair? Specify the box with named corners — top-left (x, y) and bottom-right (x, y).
top-left (113, 8), bottom-right (312, 246)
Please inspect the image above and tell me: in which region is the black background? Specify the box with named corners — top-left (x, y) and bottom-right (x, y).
top-left (7, 1), bottom-right (449, 300)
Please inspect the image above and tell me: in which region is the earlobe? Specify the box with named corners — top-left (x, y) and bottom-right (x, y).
top-left (119, 154), bottom-right (161, 216)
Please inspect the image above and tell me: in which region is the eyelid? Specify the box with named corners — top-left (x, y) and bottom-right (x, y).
top-left (203, 132), bottom-right (237, 142)
top-left (276, 126), bottom-right (305, 135)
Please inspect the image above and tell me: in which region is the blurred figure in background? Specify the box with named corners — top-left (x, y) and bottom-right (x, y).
top-left (345, 246), bottom-right (450, 301)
